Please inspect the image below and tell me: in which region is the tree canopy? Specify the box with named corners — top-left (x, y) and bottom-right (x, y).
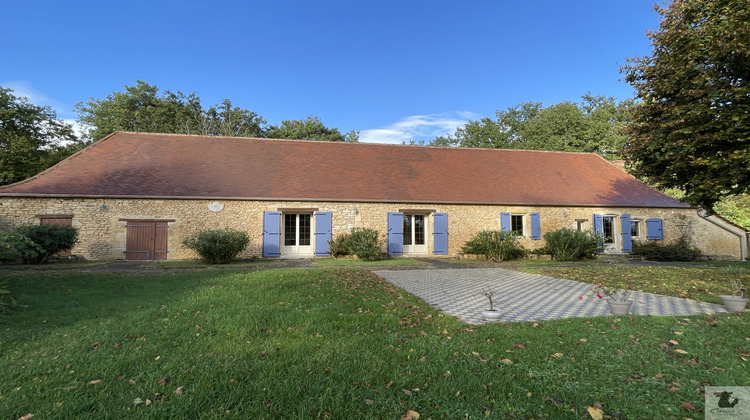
top-left (76, 81), bottom-right (355, 143)
top-left (431, 94), bottom-right (632, 159)
top-left (621, 0), bottom-right (750, 212)
top-left (265, 116), bottom-right (358, 142)
top-left (0, 87), bottom-right (82, 185)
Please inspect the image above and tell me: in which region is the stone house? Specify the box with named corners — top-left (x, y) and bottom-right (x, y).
top-left (0, 132), bottom-right (746, 260)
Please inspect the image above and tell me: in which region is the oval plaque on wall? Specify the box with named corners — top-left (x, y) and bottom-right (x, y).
top-left (208, 201), bottom-right (225, 212)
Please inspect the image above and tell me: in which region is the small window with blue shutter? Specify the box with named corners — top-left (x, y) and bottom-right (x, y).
top-left (646, 218), bottom-right (664, 240)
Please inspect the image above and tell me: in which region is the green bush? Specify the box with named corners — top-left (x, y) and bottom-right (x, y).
top-left (0, 230), bottom-right (43, 263)
top-left (344, 228), bottom-right (383, 261)
top-left (632, 237), bottom-right (701, 261)
top-left (182, 229), bottom-right (250, 264)
top-left (461, 230), bottom-right (526, 262)
top-left (328, 233), bottom-right (349, 258)
top-left (542, 228), bottom-right (600, 261)
top-left (15, 224), bottom-right (78, 264)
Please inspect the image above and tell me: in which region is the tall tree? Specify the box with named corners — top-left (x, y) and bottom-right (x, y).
top-left (622, 0), bottom-right (750, 212)
top-left (197, 99), bottom-right (266, 138)
top-left (265, 116), bottom-right (359, 142)
top-left (432, 95), bottom-right (631, 159)
top-left (76, 81), bottom-right (205, 141)
top-left (0, 87), bottom-right (81, 185)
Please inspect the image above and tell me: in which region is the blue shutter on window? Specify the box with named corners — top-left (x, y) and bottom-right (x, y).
top-left (314, 211), bottom-right (332, 256)
top-left (592, 214), bottom-right (603, 234)
top-left (646, 218), bottom-right (664, 240)
top-left (262, 211), bottom-right (281, 257)
top-left (620, 214), bottom-right (632, 253)
top-left (433, 213), bottom-right (449, 255)
top-left (387, 212), bottom-right (403, 255)
top-left (530, 212), bottom-right (541, 240)
top-left (500, 212), bottom-right (511, 232)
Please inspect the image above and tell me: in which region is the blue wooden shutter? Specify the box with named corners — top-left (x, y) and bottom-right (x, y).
top-left (592, 214), bottom-right (603, 234)
top-left (433, 213), bottom-right (448, 255)
top-left (500, 212), bottom-right (511, 232)
top-left (262, 211), bottom-right (281, 257)
top-left (620, 214), bottom-right (632, 252)
top-left (646, 218), bottom-right (663, 240)
top-left (387, 212), bottom-right (403, 255)
top-left (530, 212), bottom-right (541, 240)
top-left (314, 212), bottom-right (332, 256)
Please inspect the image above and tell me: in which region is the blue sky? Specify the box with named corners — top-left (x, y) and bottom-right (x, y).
top-left (1, 1), bottom-right (663, 144)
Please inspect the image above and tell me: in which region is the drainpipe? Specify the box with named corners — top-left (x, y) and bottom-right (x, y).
top-left (696, 209), bottom-right (747, 261)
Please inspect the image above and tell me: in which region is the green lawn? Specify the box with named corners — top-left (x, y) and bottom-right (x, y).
top-left (0, 267), bottom-right (748, 419)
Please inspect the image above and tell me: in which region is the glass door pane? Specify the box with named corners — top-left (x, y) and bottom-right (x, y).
top-left (284, 214), bottom-right (296, 246)
top-left (403, 215), bottom-right (413, 246)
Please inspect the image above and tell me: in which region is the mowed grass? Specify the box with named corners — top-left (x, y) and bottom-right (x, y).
top-left (516, 264), bottom-right (750, 304)
top-left (0, 268), bottom-right (748, 419)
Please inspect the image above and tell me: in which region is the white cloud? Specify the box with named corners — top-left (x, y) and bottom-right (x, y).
top-left (1, 80), bottom-right (76, 119)
top-left (359, 111), bottom-right (481, 145)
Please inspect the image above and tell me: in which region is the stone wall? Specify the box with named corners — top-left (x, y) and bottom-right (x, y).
top-left (0, 197), bottom-right (746, 260)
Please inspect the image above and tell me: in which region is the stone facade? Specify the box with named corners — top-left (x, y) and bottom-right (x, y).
top-left (0, 197), bottom-right (746, 260)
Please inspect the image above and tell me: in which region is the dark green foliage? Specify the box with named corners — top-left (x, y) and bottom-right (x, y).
top-left (542, 228), bottom-right (600, 261)
top-left (182, 229), bottom-right (250, 264)
top-left (1, 86), bottom-right (82, 185)
top-left (341, 228), bottom-right (382, 261)
top-left (15, 224), bottom-right (78, 264)
top-left (632, 238), bottom-right (702, 262)
top-left (622, 0), bottom-right (750, 212)
top-left (328, 233), bottom-right (349, 258)
top-left (461, 230), bottom-right (526, 261)
top-left (265, 116), bottom-right (359, 142)
top-left (0, 230), bottom-right (43, 262)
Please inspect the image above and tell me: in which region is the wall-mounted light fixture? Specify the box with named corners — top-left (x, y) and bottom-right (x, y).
top-left (101, 202), bottom-right (108, 211)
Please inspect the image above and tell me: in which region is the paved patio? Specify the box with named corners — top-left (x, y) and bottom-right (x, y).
top-left (373, 267), bottom-right (728, 324)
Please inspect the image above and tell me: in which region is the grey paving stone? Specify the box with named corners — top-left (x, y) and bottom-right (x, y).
top-left (372, 267), bottom-right (727, 325)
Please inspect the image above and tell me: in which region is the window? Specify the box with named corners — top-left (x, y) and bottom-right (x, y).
top-left (576, 219), bottom-right (587, 231)
top-left (602, 216), bottom-right (615, 244)
top-left (511, 214), bottom-right (524, 236)
top-left (403, 214), bottom-right (426, 246)
top-left (630, 220), bottom-right (641, 239)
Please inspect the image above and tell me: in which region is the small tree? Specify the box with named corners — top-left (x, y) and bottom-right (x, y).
top-left (344, 228), bottom-right (382, 261)
top-left (182, 229), bottom-right (250, 264)
top-left (15, 225), bottom-right (78, 264)
top-left (461, 230), bottom-right (526, 262)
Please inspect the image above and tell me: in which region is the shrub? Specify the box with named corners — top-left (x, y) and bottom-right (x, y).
top-left (542, 228), bottom-right (600, 261)
top-left (344, 228), bottom-right (383, 261)
top-left (328, 233), bottom-right (349, 258)
top-left (15, 224), bottom-right (78, 264)
top-left (182, 229), bottom-right (250, 264)
top-left (461, 230), bottom-right (526, 262)
top-left (632, 237), bottom-right (701, 261)
top-left (0, 230), bottom-right (43, 263)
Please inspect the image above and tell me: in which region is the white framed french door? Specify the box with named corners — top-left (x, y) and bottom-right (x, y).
top-left (282, 213), bottom-right (313, 257)
top-left (602, 215), bottom-right (618, 253)
top-left (403, 214), bottom-right (428, 255)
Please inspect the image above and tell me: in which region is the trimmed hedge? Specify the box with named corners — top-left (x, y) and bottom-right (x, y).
top-left (328, 228), bottom-right (383, 261)
top-left (632, 238), bottom-right (701, 261)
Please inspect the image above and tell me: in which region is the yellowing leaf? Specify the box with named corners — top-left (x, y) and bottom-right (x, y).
top-left (550, 353), bottom-right (563, 359)
top-left (87, 379), bottom-right (101, 386)
top-left (18, 414), bottom-right (34, 420)
top-left (669, 339), bottom-right (679, 345)
top-left (404, 409), bottom-right (420, 419)
top-left (174, 386), bottom-right (184, 396)
top-left (674, 331), bottom-right (683, 336)
top-left (587, 405), bottom-right (603, 420)
top-left (674, 349), bottom-right (688, 355)
top-left (501, 358), bottom-right (513, 365)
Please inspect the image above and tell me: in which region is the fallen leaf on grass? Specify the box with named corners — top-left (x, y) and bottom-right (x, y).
top-left (501, 359), bottom-right (513, 365)
top-left (17, 414), bottom-right (34, 420)
top-left (550, 353), bottom-right (563, 359)
top-left (681, 402), bottom-right (696, 412)
top-left (587, 405), bottom-right (603, 420)
top-left (386, 380), bottom-right (394, 388)
top-left (669, 339), bottom-right (679, 345)
top-left (674, 349), bottom-right (689, 355)
top-left (174, 386), bottom-right (184, 396)
top-left (512, 343), bottom-right (527, 349)
top-left (403, 409), bottom-right (420, 419)
top-left (365, 399), bottom-right (374, 406)
top-left (545, 397), bottom-right (564, 407)
top-left (402, 389), bottom-right (412, 396)
top-left (157, 377), bottom-right (169, 386)
top-left (87, 380), bottom-right (101, 386)
top-left (89, 342), bottom-right (100, 350)
top-left (63, 385), bottom-right (77, 392)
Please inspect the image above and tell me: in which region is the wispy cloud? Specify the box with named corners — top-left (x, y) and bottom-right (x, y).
top-left (1, 80), bottom-right (76, 119)
top-left (359, 111), bottom-right (481, 144)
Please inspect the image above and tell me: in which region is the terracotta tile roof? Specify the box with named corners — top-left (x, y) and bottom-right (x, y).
top-left (0, 132), bottom-right (688, 207)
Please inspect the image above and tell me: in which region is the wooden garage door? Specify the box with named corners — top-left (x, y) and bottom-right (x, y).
top-left (41, 217), bottom-right (73, 256)
top-left (125, 221), bottom-right (169, 260)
